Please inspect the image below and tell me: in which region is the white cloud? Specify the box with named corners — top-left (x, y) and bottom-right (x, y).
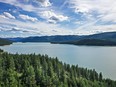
top-left (0, 15), bottom-right (72, 37)
top-left (1, 0), bottom-right (116, 37)
top-left (3, 12), bottom-right (15, 19)
top-left (36, 0), bottom-right (51, 7)
top-left (0, 0), bottom-right (51, 12)
top-left (69, 0), bottom-right (116, 23)
top-left (74, 21), bottom-right (116, 35)
top-left (19, 14), bottom-right (38, 22)
top-left (47, 20), bottom-right (57, 24)
top-left (40, 11), bottom-right (68, 23)
top-left (0, 0), bottom-right (68, 24)
top-left (101, 13), bottom-right (116, 23)
top-left (0, 15), bottom-right (8, 19)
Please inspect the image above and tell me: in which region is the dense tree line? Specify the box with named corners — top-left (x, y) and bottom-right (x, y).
top-left (52, 39), bottom-right (116, 46)
top-left (73, 39), bottom-right (116, 46)
top-left (0, 49), bottom-right (3, 52)
top-left (0, 50), bottom-right (116, 87)
top-left (0, 38), bottom-right (12, 46)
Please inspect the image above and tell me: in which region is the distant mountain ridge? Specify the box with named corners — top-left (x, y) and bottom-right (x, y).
top-left (5, 32), bottom-right (116, 46)
top-left (51, 32), bottom-right (116, 46)
top-left (7, 32), bottom-right (116, 42)
top-left (84, 32), bottom-right (116, 42)
top-left (8, 35), bottom-right (84, 42)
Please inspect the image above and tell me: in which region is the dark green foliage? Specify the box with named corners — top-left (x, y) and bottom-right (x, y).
top-left (78, 39), bottom-right (116, 46)
top-left (0, 49), bottom-right (3, 52)
top-left (63, 39), bottom-right (116, 46)
top-left (0, 38), bottom-right (12, 46)
top-left (0, 51), bottom-right (116, 87)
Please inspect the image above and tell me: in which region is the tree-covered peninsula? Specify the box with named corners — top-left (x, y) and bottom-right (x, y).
top-left (0, 38), bottom-right (12, 46)
top-left (52, 39), bottom-right (116, 46)
top-left (0, 50), bottom-right (116, 87)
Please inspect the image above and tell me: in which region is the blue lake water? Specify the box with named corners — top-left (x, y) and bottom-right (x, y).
top-left (0, 42), bottom-right (116, 80)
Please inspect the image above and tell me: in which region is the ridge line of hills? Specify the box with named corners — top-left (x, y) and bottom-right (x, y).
top-left (4, 32), bottom-right (116, 46)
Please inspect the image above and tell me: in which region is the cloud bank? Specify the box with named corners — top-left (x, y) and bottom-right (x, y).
top-left (0, 0), bottom-right (116, 37)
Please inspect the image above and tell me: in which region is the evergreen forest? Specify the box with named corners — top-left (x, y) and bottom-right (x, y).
top-left (0, 38), bottom-right (12, 46)
top-left (0, 49), bottom-right (116, 87)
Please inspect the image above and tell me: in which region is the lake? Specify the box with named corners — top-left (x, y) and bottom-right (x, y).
top-left (0, 42), bottom-right (116, 80)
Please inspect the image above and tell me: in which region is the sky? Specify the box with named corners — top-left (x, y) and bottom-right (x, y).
top-left (0, 0), bottom-right (116, 37)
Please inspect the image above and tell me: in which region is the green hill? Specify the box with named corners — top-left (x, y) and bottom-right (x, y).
top-left (0, 38), bottom-right (12, 46)
top-left (75, 39), bottom-right (116, 46)
top-left (55, 39), bottom-right (116, 46)
top-left (51, 32), bottom-right (116, 46)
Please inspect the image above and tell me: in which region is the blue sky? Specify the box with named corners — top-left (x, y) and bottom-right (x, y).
top-left (0, 0), bottom-right (116, 37)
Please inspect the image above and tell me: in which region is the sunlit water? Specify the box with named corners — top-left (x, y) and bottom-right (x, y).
top-left (0, 42), bottom-right (116, 80)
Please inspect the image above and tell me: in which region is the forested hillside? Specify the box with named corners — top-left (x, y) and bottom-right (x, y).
top-left (0, 50), bottom-right (116, 87)
top-left (53, 39), bottom-right (116, 46)
top-left (7, 32), bottom-right (116, 46)
top-left (7, 32), bottom-right (116, 43)
top-left (0, 38), bottom-right (12, 46)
